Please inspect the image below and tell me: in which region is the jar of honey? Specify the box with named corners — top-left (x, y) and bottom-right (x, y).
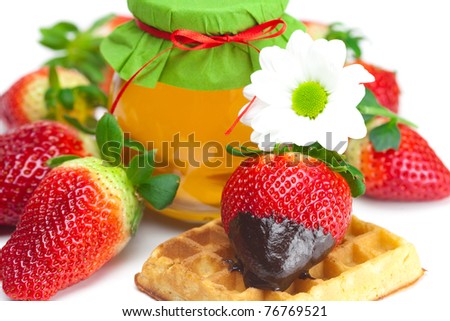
top-left (101, 0), bottom-right (304, 222)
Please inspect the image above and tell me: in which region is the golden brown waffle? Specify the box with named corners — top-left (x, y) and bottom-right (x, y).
top-left (135, 216), bottom-right (423, 300)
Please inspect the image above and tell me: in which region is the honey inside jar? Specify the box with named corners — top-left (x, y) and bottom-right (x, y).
top-left (112, 79), bottom-right (252, 222)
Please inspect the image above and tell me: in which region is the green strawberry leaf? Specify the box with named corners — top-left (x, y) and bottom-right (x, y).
top-left (63, 115), bottom-right (96, 135)
top-left (76, 85), bottom-right (107, 106)
top-left (126, 149), bottom-right (157, 186)
top-left (226, 144), bottom-right (265, 157)
top-left (39, 22), bottom-right (79, 50)
top-left (294, 143), bottom-right (347, 171)
top-left (78, 48), bottom-right (107, 68)
top-left (124, 137), bottom-right (146, 153)
top-left (357, 89), bottom-right (417, 128)
top-left (39, 20), bottom-right (106, 85)
top-left (48, 65), bottom-right (61, 91)
top-left (137, 174), bottom-right (180, 210)
top-left (51, 22), bottom-right (79, 34)
top-left (45, 56), bottom-right (70, 68)
top-left (227, 142), bottom-right (365, 197)
top-left (39, 28), bottom-right (70, 50)
top-left (96, 113), bottom-right (124, 166)
top-left (357, 87), bottom-right (379, 113)
top-left (58, 88), bottom-right (75, 110)
top-left (358, 88), bottom-right (415, 152)
top-left (338, 167), bottom-right (366, 198)
top-left (86, 115), bottom-right (100, 129)
top-left (369, 120), bottom-right (401, 151)
top-left (326, 23), bottom-right (364, 59)
top-left (77, 61), bottom-right (105, 84)
top-left (46, 155), bottom-right (81, 168)
top-left (44, 88), bottom-right (58, 110)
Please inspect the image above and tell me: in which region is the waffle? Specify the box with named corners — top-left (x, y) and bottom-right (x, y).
top-left (135, 216), bottom-right (423, 300)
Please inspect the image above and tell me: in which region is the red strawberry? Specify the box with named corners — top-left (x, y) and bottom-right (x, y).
top-left (0, 121), bottom-right (96, 226)
top-left (91, 15), bottom-right (132, 38)
top-left (303, 20), bottom-right (330, 40)
top-left (0, 67), bottom-right (90, 129)
top-left (0, 157), bottom-right (140, 300)
top-left (354, 60), bottom-right (401, 113)
top-left (346, 123), bottom-right (450, 200)
top-left (221, 153), bottom-right (352, 291)
top-left (0, 114), bottom-right (179, 300)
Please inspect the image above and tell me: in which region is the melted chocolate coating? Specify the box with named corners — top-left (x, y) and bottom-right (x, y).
top-left (228, 212), bottom-right (335, 291)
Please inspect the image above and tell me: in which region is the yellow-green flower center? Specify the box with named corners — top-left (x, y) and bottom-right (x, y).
top-left (291, 81), bottom-right (329, 119)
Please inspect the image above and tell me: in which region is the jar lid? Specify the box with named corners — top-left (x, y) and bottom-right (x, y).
top-left (129, 0), bottom-right (289, 34)
top-left (101, 0), bottom-right (304, 90)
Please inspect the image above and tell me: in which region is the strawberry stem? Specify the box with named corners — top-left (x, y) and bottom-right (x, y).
top-left (227, 142), bottom-right (366, 198)
top-left (359, 105), bottom-right (417, 128)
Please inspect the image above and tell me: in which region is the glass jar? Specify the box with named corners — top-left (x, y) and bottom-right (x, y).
top-left (111, 79), bottom-right (251, 221)
top-left (102, 0), bottom-right (304, 221)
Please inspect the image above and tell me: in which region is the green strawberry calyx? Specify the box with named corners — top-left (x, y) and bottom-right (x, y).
top-left (357, 88), bottom-right (417, 152)
top-left (227, 143), bottom-right (365, 198)
top-left (39, 16), bottom-right (113, 85)
top-left (48, 113), bottom-right (180, 214)
top-left (45, 66), bottom-right (107, 130)
top-left (325, 23), bottom-right (365, 60)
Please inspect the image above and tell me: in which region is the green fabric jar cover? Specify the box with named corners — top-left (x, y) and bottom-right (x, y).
top-left (101, 0), bottom-right (305, 90)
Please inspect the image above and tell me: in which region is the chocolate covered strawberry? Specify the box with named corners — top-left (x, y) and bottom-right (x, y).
top-left (0, 121), bottom-right (96, 226)
top-left (347, 122), bottom-right (450, 201)
top-left (220, 31), bottom-right (370, 291)
top-left (221, 151), bottom-right (360, 291)
top-left (0, 114), bottom-right (179, 300)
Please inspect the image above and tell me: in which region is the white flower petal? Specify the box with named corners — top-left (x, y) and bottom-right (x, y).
top-left (304, 40), bottom-right (342, 91)
top-left (251, 131), bottom-right (280, 151)
top-left (341, 64), bottom-right (375, 84)
top-left (286, 30), bottom-right (314, 67)
top-left (326, 40), bottom-right (347, 69)
top-left (345, 108), bottom-right (368, 139)
top-left (259, 46), bottom-right (305, 88)
top-left (244, 71), bottom-right (293, 105)
top-left (250, 106), bottom-right (294, 133)
top-left (287, 117), bottom-right (321, 147)
top-left (286, 30), bottom-right (314, 61)
top-left (238, 29), bottom-right (368, 153)
top-left (260, 46), bottom-right (295, 74)
top-left (239, 99), bottom-right (266, 126)
top-left (250, 131), bottom-right (265, 145)
top-left (328, 83), bottom-right (366, 110)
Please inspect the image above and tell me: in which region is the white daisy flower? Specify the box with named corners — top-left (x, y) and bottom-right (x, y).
top-left (240, 30), bottom-right (375, 154)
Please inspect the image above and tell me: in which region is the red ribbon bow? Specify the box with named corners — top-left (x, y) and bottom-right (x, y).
top-left (110, 18), bottom-right (287, 115)
top-left (135, 18), bottom-right (287, 51)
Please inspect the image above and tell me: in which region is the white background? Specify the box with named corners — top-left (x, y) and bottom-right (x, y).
top-left (0, 0), bottom-right (449, 315)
